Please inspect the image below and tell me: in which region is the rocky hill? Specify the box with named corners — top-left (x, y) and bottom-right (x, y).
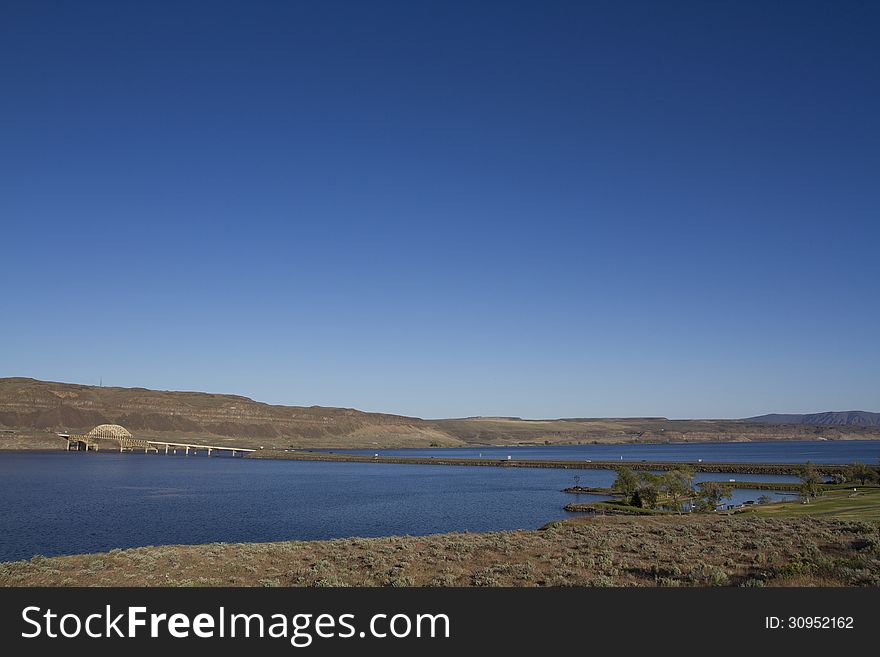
top-left (2, 377), bottom-right (879, 450)
top-left (748, 411), bottom-right (880, 427)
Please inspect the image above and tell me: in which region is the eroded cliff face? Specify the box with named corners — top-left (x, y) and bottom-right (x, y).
top-left (2, 377), bottom-right (879, 451)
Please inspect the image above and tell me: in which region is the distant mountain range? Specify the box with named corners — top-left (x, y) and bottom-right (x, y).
top-left (747, 411), bottom-right (880, 427)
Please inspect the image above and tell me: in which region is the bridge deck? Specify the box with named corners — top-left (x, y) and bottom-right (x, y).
top-left (57, 433), bottom-right (255, 454)
top-left (143, 440), bottom-right (256, 452)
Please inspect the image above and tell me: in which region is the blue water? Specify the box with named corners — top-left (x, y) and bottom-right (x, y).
top-left (330, 440), bottom-right (880, 464)
top-left (1, 440), bottom-right (875, 562)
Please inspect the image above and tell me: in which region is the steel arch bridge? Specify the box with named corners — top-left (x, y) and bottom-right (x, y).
top-left (58, 424), bottom-right (254, 456)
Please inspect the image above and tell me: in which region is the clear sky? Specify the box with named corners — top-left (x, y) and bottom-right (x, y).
top-left (1, 1), bottom-right (878, 419)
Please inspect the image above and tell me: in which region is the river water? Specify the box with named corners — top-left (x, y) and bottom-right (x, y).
top-left (1, 440), bottom-right (877, 562)
top-left (331, 439), bottom-right (880, 463)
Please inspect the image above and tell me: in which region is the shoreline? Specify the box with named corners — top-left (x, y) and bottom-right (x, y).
top-left (3, 514), bottom-right (877, 587)
top-left (3, 435), bottom-right (880, 455)
top-left (1, 443), bottom-right (871, 477)
top-left (4, 487), bottom-right (878, 566)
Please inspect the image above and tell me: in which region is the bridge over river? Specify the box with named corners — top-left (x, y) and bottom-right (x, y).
top-left (55, 425), bottom-right (854, 476)
top-left (58, 424), bottom-right (255, 457)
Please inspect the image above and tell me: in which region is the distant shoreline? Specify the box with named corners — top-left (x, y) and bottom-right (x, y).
top-left (3, 435), bottom-right (880, 454)
top-left (247, 449), bottom-right (853, 476)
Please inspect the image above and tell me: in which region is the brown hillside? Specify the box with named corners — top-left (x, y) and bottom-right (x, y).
top-left (0, 378), bottom-right (456, 450)
top-left (2, 377), bottom-right (879, 451)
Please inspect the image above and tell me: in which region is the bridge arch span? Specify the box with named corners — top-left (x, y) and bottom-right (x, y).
top-left (87, 424), bottom-right (133, 441)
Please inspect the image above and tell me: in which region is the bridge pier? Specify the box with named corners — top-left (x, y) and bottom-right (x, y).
top-left (207, 448), bottom-right (212, 457)
top-left (185, 446), bottom-right (189, 455)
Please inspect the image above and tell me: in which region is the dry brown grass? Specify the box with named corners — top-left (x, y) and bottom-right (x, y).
top-left (2, 515), bottom-right (878, 587)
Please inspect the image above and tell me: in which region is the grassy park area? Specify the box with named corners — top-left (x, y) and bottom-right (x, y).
top-left (746, 486), bottom-right (880, 521)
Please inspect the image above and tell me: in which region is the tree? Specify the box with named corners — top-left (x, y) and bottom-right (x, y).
top-left (757, 494), bottom-right (773, 505)
top-left (694, 482), bottom-right (733, 512)
top-left (637, 472), bottom-right (662, 509)
top-left (630, 489), bottom-right (643, 509)
top-left (798, 462), bottom-right (823, 503)
top-left (612, 467), bottom-right (639, 505)
top-left (846, 462), bottom-right (878, 486)
top-left (663, 468), bottom-right (695, 514)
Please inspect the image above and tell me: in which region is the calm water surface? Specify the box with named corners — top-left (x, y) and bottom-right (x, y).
top-left (333, 440), bottom-right (880, 463)
top-left (1, 440), bottom-right (876, 562)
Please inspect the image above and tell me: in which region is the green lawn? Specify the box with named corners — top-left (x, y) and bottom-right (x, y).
top-left (747, 486), bottom-right (880, 521)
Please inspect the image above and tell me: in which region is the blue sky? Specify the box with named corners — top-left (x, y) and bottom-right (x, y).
top-left (1, 1), bottom-right (878, 419)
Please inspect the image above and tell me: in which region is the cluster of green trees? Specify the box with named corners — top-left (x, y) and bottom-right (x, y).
top-left (611, 466), bottom-right (733, 513)
top-left (800, 460), bottom-right (879, 503)
top-left (830, 461), bottom-right (880, 486)
top-left (612, 459), bottom-right (880, 510)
